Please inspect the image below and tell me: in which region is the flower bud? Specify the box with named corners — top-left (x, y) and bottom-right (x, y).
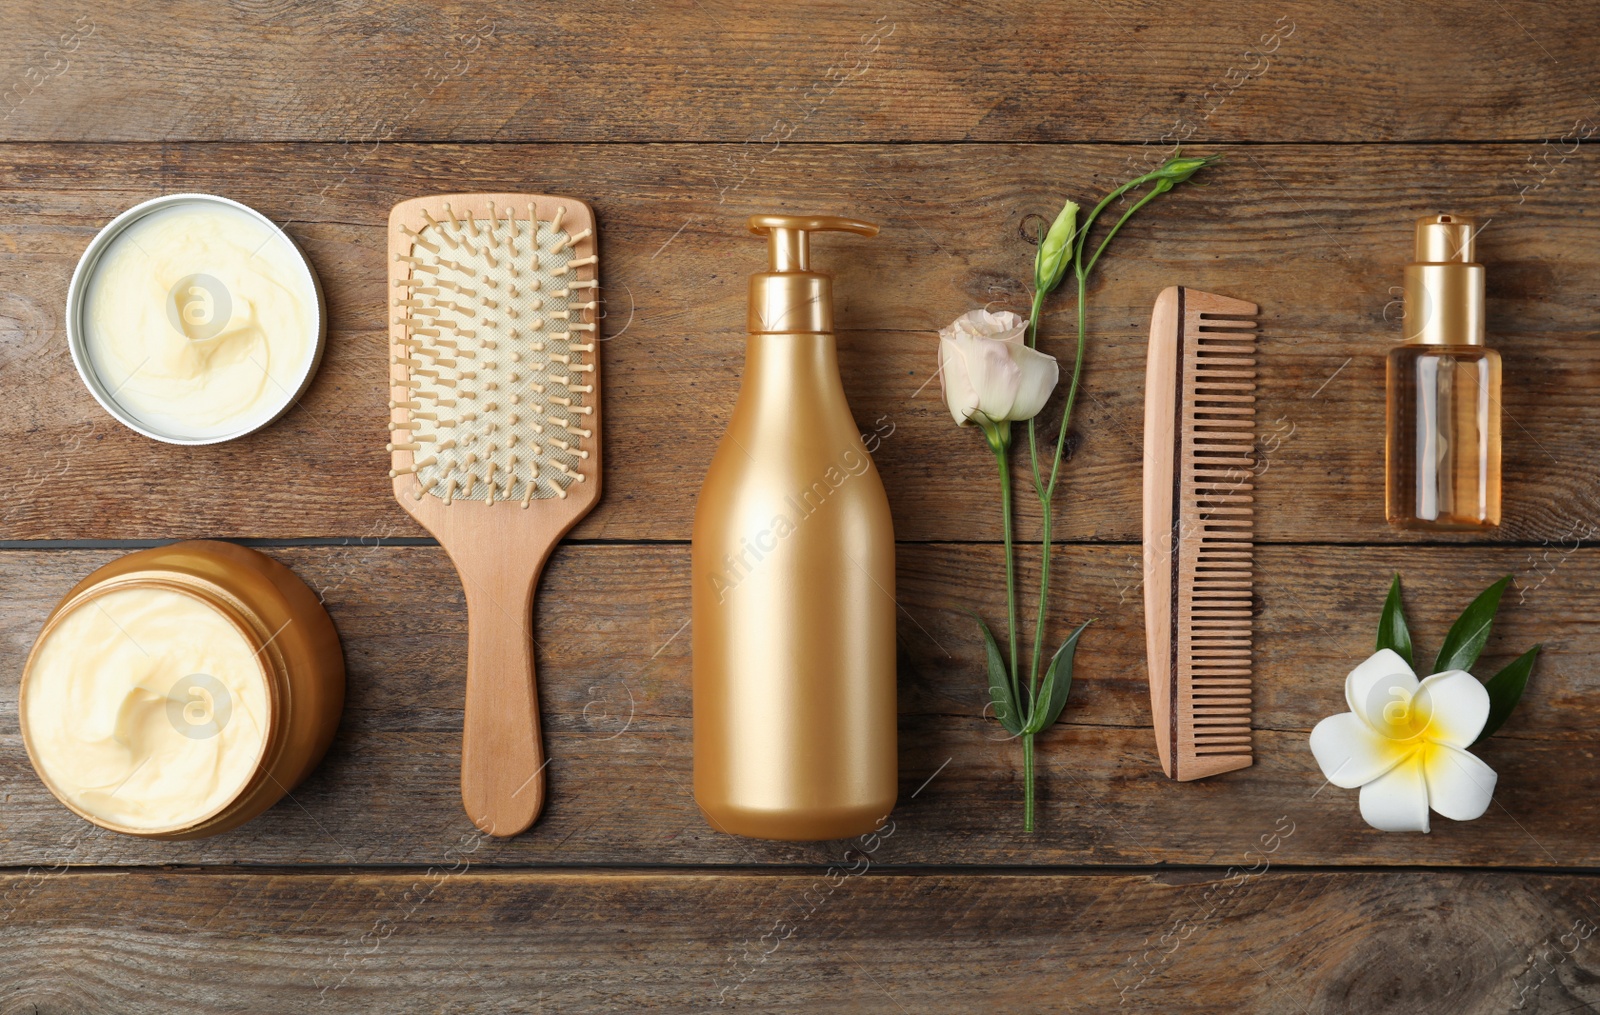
top-left (1149, 154), bottom-right (1218, 194)
top-left (1033, 199), bottom-right (1079, 296)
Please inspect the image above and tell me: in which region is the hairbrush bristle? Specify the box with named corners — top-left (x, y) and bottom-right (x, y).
top-left (388, 201), bottom-right (598, 506)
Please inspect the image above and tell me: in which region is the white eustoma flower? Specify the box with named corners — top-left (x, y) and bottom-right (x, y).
top-left (1310, 648), bottom-right (1497, 832)
top-left (937, 310), bottom-right (1060, 432)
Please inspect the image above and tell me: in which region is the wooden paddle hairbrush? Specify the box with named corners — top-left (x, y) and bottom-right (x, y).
top-left (387, 193), bottom-right (600, 835)
top-left (1142, 286), bottom-right (1257, 781)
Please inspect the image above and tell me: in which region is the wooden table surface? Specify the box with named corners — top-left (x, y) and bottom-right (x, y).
top-left (3, 2), bottom-right (1599, 1011)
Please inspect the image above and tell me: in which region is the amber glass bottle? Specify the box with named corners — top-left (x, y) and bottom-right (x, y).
top-left (1385, 215), bottom-right (1501, 530)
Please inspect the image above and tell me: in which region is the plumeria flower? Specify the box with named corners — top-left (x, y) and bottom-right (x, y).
top-left (937, 309), bottom-right (1059, 446)
top-left (1310, 648), bottom-right (1497, 832)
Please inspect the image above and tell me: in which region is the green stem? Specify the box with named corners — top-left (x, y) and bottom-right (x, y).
top-left (1013, 160), bottom-right (1203, 832)
top-left (1024, 287), bottom-right (1047, 498)
top-left (1082, 186), bottom-right (1165, 283)
top-left (1024, 188), bottom-right (1155, 776)
top-left (990, 428), bottom-right (1021, 709)
top-left (1025, 274), bottom-right (1086, 699)
top-left (1027, 479), bottom-right (1054, 704)
top-left (1023, 732), bottom-right (1036, 832)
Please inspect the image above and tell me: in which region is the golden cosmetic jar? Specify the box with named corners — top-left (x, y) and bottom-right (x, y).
top-left (20, 540), bottom-right (344, 839)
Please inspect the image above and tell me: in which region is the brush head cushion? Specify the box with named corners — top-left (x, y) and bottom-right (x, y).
top-left (388, 197), bottom-right (599, 507)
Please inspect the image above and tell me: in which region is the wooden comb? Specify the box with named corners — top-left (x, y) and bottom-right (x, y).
top-left (1142, 286), bottom-right (1257, 781)
top-left (388, 193), bottom-right (601, 835)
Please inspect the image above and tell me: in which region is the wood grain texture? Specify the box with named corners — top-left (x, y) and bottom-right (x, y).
top-left (1, 143), bottom-right (1597, 543)
top-left (2, 2), bottom-right (1595, 144)
top-left (8, 1), bottom-right (1600, 1007)
top-left (0, 543), bottom-right (1591, 867)
top-left (3, 869), bottom-right (1598, 1013)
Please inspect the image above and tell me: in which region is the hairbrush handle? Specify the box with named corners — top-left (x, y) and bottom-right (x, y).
top-left (459, 561), bottom-right (546, 836)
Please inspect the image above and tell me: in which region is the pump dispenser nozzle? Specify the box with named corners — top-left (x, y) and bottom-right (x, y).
top-left (1402, 214), bottom-right (1485, 345)
top-left (747, 215), bottom-right (878, 334)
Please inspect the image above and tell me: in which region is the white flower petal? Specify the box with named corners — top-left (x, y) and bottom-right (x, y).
top-left (1423, 743), bottom-right (1497, 822)
top-left (1345, 649), bottom-right (1419, 730)
top-left (1004, 343), bottom-right (1060, 421)
top-left (937, 336), bottom-right (980, 426)
top-left (1415, 669), bottom-right (1491, 749)
top-left (945, 309), bottom-right (1027, 346)
top-left (1358, 755), bottom-right (1431, 832)
top-left (959, 334), bottom-right (1024, 422)
top-left (991, 318), bottom-right (1029, 346)
top-left (1309, 711), bottom-right (1410, 788)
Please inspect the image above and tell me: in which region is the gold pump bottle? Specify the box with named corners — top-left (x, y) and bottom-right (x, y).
top-left (1386, 214), bottom-right (1502, 529)
top-left (691, 214), bottom-right (898, 841)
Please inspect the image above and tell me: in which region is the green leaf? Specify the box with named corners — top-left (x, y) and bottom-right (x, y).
top-left (1375, 573), bottom-right (1413, 668)
top-left (1434, 575), bottom-right (1512, 674)
top-left (1475, 645), bottom-right (1540, 744)
top-left (1024, 619), bottom-right (1092, 734)
top-left (972, 612), bottom-right (1023, 735)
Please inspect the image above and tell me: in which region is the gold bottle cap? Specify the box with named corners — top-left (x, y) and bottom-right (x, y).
top-left (747, 214), bottom-right (878, 334)
top-left (1402, 213), bottom-right (1485, 345)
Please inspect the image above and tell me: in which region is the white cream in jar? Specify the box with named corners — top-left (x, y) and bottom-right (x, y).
top-left (22, 584), bottom-right (271, 833)
top-left (76, 196), bottom-right (322, 443)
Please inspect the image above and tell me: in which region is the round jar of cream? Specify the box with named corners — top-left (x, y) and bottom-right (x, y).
top-left (20, 541), bottom-right (344, 839)
top-left (66, 193), bottom-right (327, 444)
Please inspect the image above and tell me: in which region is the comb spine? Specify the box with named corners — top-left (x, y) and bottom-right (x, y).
top-left (1142, 286), bottom-right (1183, 780)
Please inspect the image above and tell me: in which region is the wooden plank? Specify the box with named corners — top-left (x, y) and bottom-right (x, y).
top-left (3, 868), bottom-right (1598, 1012)
top-left (3, 3), bottom-right (1595, 144)
top-left (0, 544), bottom-right (1592, 867)
top-left (1, 142), bottom-right (1596, 542)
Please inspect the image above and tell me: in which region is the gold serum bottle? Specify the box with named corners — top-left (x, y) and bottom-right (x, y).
top-left (691, 215), bottom-right (897, 841)
top-left (1386, 214), bottom-right (1501, 529)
